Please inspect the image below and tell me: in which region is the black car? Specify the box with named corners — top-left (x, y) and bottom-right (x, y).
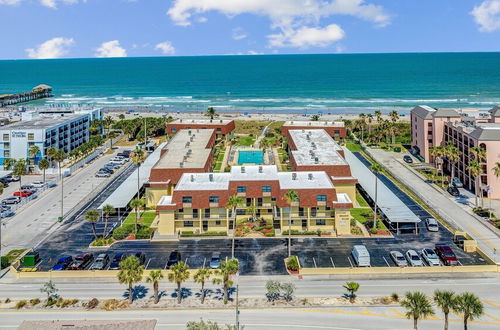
top-left (403, 155), bottom-right (413, 164)
top-left (109, 252), bottom-right (126, 270)
top-left (118, 150), bottom-right (132, 158)
top-left (68, 253), bottom-right (94, 270)
top-left (447, 185), bottom-right (460, 197)
top-left (134, 252), bottom-right (146, 265)
top-left (0, 179), bottom-right (9, 187)
top-left (100, 167), bottom-right (114, 174)
top-left (167, 250), bottom-right (181, 268)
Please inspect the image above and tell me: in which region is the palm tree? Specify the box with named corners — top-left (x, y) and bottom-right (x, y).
top-left (194, 267), bottom-right (212, 304)
top-left (130, 198), bottom-right (145, 234)
top-left (370, 163), bottom-right (382, 229)
top-left (13, 159), bottom-right (26, 189)
top-left (102, 204), bottom-right (115, 237)
top-left (454, 292), bottom-right (484, 330)
top-left (226, 195), bottom-right (243, 258)
top-left (358, 113), bottom-right (366, 141)
top-left (433, 290), bottom-right (456, 330)
top-left (104, 115), bottom-right (114, 135)
top-left (205, 107), bottom-right (218, 120)
top-left (38, 158), bottom-right (50, 184)
top-left (343, 282), bottom-right (360, 303)
top-left (467, 160), bottom-right (482, 207)
top-left (374, 110), bottom-right (382, 122)
top-left (108, 131), bottom-right (117, 149)
top-left (400, 291), bottom-right (434, 330)
top-left (131, 148), bottom-right (146, 199)
top-left (429, 146), bottom-right (445, 186)
top-left (492, 162), bottom-right (500, 179)
top-left (118, 113), bottom-right (125, 120)
top-left (3, 158), bottom-right (15, 170)
top-left (389, 110), bottom-right (399, 144)
top-left (168, 261), bottom-right (190, 304)
top-left (367, 114), bottom-right (373, 134)
top-left (213, 258), bottom-right (239, 304)
top-left (284, 190), bottom-right (299, 257)
top-left (117, 256), bottom-right (145, 304)
top-left (46, 147), bottom-right (58, 166)
top-left (85, 209), bottom-right (100, 240)
top-left (246, 204), bottom-right (257, 220)
top-left (28, 145), bottom-right (40, 166)
top-left (146, 269), bottom-right (164, 304)
top-left (470, 146), bottom-right (486, 163)
top-left (444, 142), bottom-right (460, 181)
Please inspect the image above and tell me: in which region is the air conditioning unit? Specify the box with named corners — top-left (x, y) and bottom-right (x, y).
top-left (292, 172), bottom-right (297, 180)
top-left (241, 166), bottom-right (246, 173)
top-left (209, 174), bottom-right (214, 182)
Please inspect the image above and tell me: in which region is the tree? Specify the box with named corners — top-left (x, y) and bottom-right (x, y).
top-left (13, 159), bottom-right (27, 189)
top-left (370, 163), bottom-right (382, 229)
top-left (400, 291), bottom-right (434, 330)
top-left (38, 158), bottom-right (50, 183)
top-left (454, 292), bottom-right (484, 330)
top-left (46, 147), bottom-right (58, 163)
top-left (102, 204), bottom-right (115, 237)
top-left (205, 107), bottom-right (218, 120)
top-left (284, 190), bottom-right (299, 257)
top-left (434, 290), bottom-right (456, 330)
top-left (0, 182), bottom-right (3, 195)
top-left (444, 142), bottom-right (460, 181)
top-left (470, 146), bottom-right (486, 163)
top-left (213, 258), bottom-right (239, 304)
top-left (226, 195), bottom-right (243, 258)
top-left (429, 146), bottom-right (445, 186)
top-left (130, 198), bottom-right (145, 234)
top-left (131, 148), bottom-right (146, 198)
top-left (146, 269), bottom-right (164, 304)
top-left (389, 110), bottom-right (399, 144)
top-left (311, 114), bottom-right (320, 121)
top-left (343, 282), bottom-right (360, 303)
top-left (108, 131), bottom-right (117, 149)
top-left (104, 115), bottom-right (115, 135)
top-left (467, 160), bottom-right (482, 207)
top-left (40, 280), bottom-right (58, 301)
top-left (374, 110), bottom-right (382, 122)
top-left (168, 261), bottom-right (190, 304)
top-left (117, 256), bottom-right (145, 303)
top-left (28, 145), bottom-right (40, 165)
top-left (246, 204), bottom-right (256, 220)
top-left (118, 113), bottom-right (125, 120)
top-left (3, 158), bottom-right (15, 171)
top-left (492, 162), bottom-right (500, 179)
top-left (367, 114), bottom-right (373, 134)
top-left (85, 209), bottom-right (100, 239)
top-left (194, 267), bottom-right (212, 304)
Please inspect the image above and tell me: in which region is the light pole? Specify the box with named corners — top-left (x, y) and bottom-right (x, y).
top-left (235, 273), bottom-right (240, 330)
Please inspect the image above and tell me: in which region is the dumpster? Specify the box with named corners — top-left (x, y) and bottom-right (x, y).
top-left (23, 251), bottom-right (40, 267)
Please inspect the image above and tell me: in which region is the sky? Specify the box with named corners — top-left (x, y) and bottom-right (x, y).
top-left (0, 0), bottom-right (499, 59)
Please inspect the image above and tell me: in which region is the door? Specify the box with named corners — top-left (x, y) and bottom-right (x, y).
top-left (302, 219), bottom-right (307, 230)
top-left (202, 220), bottom-right (208, 232)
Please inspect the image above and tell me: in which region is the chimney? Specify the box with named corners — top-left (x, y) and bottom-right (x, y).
top-left (188, 130), bottom-right (191, 135)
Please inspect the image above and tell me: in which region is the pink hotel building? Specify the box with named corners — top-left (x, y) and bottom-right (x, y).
top-left (411, 105), bottom-right (500, 199)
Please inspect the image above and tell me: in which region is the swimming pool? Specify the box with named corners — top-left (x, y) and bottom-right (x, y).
top-left (238, 150), bottom-right (264, 164)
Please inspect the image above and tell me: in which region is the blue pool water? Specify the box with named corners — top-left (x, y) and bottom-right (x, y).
top-left (238, 151), bottom-right (264, 164)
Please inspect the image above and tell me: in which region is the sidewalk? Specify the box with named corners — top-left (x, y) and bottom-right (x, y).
top-left (366, 147), bottom-right (500, 263)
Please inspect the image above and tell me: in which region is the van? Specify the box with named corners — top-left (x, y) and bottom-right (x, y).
top-left (351, 245), bottom-right (370, 267)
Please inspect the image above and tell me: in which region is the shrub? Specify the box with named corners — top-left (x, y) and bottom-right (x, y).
top-left (101, 299), bottom-right (120, 311)
top-left (118, 300), bottom-right (130, 309)
top-left (391, 293), bottom-right (399, 302)
top-left (369, 228), bottom-right (378, 234)
top-left (350, 218), bottom-right (357, 227)
top-left (136, 227), bottom-right (153, 239)
top-left (55, 297), bottom-right (64, 307)
top-left (4, 298), bottom-right (11, 303)
top-left (45, 296), bottom-right (57, 307)
top-left (86, 298), bottom-right (99, 309)
top-left (91, 237), bottom-right (114, 246)
top-left (281, 282), bottom-right (295, 302)
top-left (112, 226), bottom-right (132, 240)
top-left (301, 298), bottom-right (309, 305)
top-left (29, 298), bottom-right (41, 306)
top-left (351, 227), bottom-right (362, 235)
top-left (0, 256), bottom-right (9, 269)
top-left (379, 296), bottom-right (392, 305)
top-left (15, 300), bottom-right (27, 309)
top-left (266, 280), bottom-right (281, 302)
top-left (286, 256), bottom-right (299, 271)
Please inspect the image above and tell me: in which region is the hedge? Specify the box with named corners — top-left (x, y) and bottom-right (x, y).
top-left (180, 231), bottom-right (227, 237)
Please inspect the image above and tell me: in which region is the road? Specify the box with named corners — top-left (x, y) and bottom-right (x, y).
top-left (1, 148), bottom-right (128, 251)
top-left (367, 148), bottom-right (500, 262)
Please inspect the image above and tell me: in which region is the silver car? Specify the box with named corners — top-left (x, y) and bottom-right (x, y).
top-left (209, 252), bottom-right (221, 269)
top-left (390, 251), bottom-right (407, 267)
top-left (406, 250), bottom-right (424, 266)
top-left (426, 218), bottom-right (439, 232)
top-left (89, 254), bottom-right (109, 270)
top-left (421, 248), bottom-right (440, 266)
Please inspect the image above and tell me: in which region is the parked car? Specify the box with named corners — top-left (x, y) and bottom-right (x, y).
top-left (108, 163), bottom-right (121, 169)
top-left (452, 177), bottom-right (463, 188)
top-left (2, 196), bottom-right (21, 205)
top-left (167, 250), bottom-right (181, 268)
top-left (421, 248), bottom-right (440, 266)
top-left (118, 150), bottom-right (131, 158)
top-left (95, 171), bottom-right (111, 178)
top-left (10, 176), bottom-right (20, 182)
top-left (47, 182), bottom-right (57, 188)
top-left (68, 254), bottom-right (94, 270)
top-left (447, 185), bottom-right (460, 197)
top-left (110, 158), bottom-right (126, 165)
top-left (109, 252), bottom-right (126, 270)
top-left (21, 184), bottom-right (36, 191)
top-left (31, 181), bottom-right (46, 189)
top-left (89, 253), bottom-right (110, 270)
top-left (425, 218), bottom-right (439, 232)
top-left (51, 256), bottom-right (73, 271)
top-left (210, 252), bottom-right (221, 269)
top-left (100, 167), bottom-right (114, 174)
top-left (1, 209), bottom-right (15, 218)
top-left (351, 245), bottom-right (370, 267)
top-left (0, 179), bottom-right (10, 187)
top-left (435, 245), bottom-right (459, 266)
top-left (1, 205), bottom-right (12, 212)
top-left (13, 190), bottom-right (33, 197)
top-left (405, 250), bottom-right (423, 266)
top-left (134, 252), bottom-right (146, 265)
top-left (390, 251), bottom-right (407, 267)
top-left (403, 155), bottom-right (413, 163)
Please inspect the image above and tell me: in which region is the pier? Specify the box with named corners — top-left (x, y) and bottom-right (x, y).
top-left (0, 84), bottom-right (52, 107)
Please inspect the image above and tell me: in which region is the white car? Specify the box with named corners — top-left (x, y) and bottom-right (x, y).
top-left (390, 251), bottom-right (408, 267)
top-left (110, 158), bottom-right (126, 165)
top-left (421, 248), bottom-right (440, 266)
top-left (426, 218), bottom-right (439, 232)
top-left (31, 181), bottom-right (45, 188)
top-left (406, 250), bottom-right (424, 267)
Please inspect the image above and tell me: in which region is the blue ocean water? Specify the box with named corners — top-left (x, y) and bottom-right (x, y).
top-left (1, 53), bottom-right (499, 113)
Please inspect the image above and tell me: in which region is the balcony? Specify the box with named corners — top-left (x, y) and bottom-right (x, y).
top-left (290, 201), bottom-right (299, 207)
top-left (209, 202), bottom-right (219, 208)
top-left (317, 201), bottom-right (326, 206)
top-left (237, 192), bottom-right (246, 197)
top-left (260, 202), bottom-right (272, 208)
top-left (262, 192), bottom-right (271, 197)
top-left (182, 202), bottom-right (192, 208)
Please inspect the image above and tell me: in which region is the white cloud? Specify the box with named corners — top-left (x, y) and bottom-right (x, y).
top-left (0, 0), bottom-right (21, 5)
top-left (39, 0), bottom-right (81, 9)
top-left (167, 0), bottom-right (389, 48)
top-left (95, 40), bottom-right (127, 58)
top-left (25, 37), bottom-right (74, 59)
top-left (269, 24), bottom-right (344, 48)
top-left (232, 27), bottom-right (247, 40)
top-left (155, 41), bottom-right (176, 55)
top-left (471, 0), bottom-right (500, 32)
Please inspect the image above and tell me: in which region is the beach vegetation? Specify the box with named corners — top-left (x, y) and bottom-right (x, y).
top-left (343, 282), bottom-right (360, 303)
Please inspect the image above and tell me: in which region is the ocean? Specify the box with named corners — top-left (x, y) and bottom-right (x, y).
top-left (1, 53), bottom-right (499, 114)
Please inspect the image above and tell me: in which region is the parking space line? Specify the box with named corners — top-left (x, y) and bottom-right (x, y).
top-left (312, 257), bottom-right (317, 268)
top-left (330, 257), bottom-right (335, 268)
top-left (202, 257), bottom-right (206, 268)
top-left (164, 261), bottom-right (169, 270)
top-left (382, 256), bottom-right (391, 267)
top-left (145, 258), bottom-right (151, 269)
top-left (457, 260), bottom-right (463, 266)
top-left (347, 256), bottom-right (354, 268)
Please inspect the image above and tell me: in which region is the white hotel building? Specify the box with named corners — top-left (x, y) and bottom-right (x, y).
top-left (0, 108), bottom-right (102, 166)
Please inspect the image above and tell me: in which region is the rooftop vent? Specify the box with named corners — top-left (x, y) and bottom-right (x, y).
top-left (302, 129), bottom-right (305, 133)
top-left (210, 119), bottom-right (213, 123)
top-left (190, 175), bottom-right (194, 182)
top-left (188, 130), bottom-right (191, 135)
top-left (183, 155), bottom-right (188, 161)
top-left (220, 119), bottom-right (223, 123)
top-left (180, 119), bottom-right (183, 123)
top-left (308, 173), bottom-right (313, 180)
top-left (241, 166), bottom-right (246, 173)
top-left (185, 141), bottom-right (190, 148)
top-left (258, 166), bottom-right (263, 173)
top-left (179, 162), bottom-right (184, 168)
top-left (209, 174), bottom-right (214, 182)
top-left (292, 172), bottom-right (297, 180)
top-left (187, 149), bottom-right (192, 154)
top-left (314, 157), bottom-right (319, 164)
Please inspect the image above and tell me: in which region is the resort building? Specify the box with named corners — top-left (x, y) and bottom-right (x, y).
top-left (411, 105), bottom-right (500, 198)
top-left (166, 118), bottom-right (235, 140)
top-left (282, 120), bottom-right (346, 139)
top-left (0, 108), bottom-right (103, 166)
top-left (155, 165), bottom-right (352, 236)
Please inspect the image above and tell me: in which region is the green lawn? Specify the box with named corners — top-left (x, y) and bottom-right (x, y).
top-left (346, 142), bottom-right (363, 152)
top-left (216, 149), bottom-right (225, 162)
top-left (122, 211), bottom-right (156, 227)
top-left (214, 161), bottom-right (223, 171)
top-left (236, 136), bottom-right (256, 146)
top-left (356, 192), bottom-right (369, 207)
top-left (350, 208), bottom-right (387, 230)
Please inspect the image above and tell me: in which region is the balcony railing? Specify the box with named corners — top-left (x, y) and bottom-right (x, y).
top-left (209, 202), bottom-right (219, 208)
top-left (182, 202), bottom-right (192, 208)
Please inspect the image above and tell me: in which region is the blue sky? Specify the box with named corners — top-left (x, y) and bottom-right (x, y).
top-left (0, 0), bottom-right (499, 59)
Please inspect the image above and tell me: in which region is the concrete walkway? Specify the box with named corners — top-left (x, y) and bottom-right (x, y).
top-left (366, 147), bottom-right (500, 263)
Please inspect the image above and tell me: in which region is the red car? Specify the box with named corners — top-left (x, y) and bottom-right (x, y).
top-left (435, 245), bottom-right (458, 266)
top-left (13, 190), bottom-right (34, 197)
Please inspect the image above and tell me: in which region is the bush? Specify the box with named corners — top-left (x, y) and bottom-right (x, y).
top-left (281, 282), bottom-right (295, 302)
top-left (15, 300), bottom-right (27, 309)
top-left (0, 256), bottom-right (9, 269)
top-left (379, 296), bottom-right (392, 305)
top-left (351, 227), bottom-right (362, 235)
top-left (45, 296), bottom-right (57, 307)
top-left (350, 218), bottom-right (357, 227)
top-left (86, 298), bottom-right (99, 309)
top-left (286, 256), bottom-right (299, 271)
top-left (91, 237), bottom-right (114, 246)
top-left (180, 231), bottom-right (227, 237)
top-left (266, 280), bottom-right (281, 302)
top-left (101, 299), bottom-right (120, 311)
top-left (58, 299), bottom-right (78, 308)
top-left (112, 226), bottom-right (132, 240)
top-left (135, 227), bottom-right (153, 239)
top-left (29, 298), bottom-right (40, 306)
top-left (4, 298), bottom-right (11, 303)
top-left (369, 228), bottom-right (378, 234)
top-left (391, 293), bottom-right (399, 302)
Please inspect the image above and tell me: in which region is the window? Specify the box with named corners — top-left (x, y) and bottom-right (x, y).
top-left (216, 128), bottom-right (222, 132)
top-left (184, 221), bottom-right (193, 227)
top-left (193, 209), bottom-right (199, 218)
top-left (4, 151), bottom-right (10, 157)
top-left (3, 142), bottom-right (9, 149)
top-left (182, 196), bottom-right (192, 203)
top-left (172, 127), bottom-right (176, 132)
top-left (204, 208), bottom-right (210, 218)
top-left (215, 220), bottom-right (221, 226)
top-left (262, 186), bottom-right (271, 192)
top-left (209, 196), bottom-right (219, 203)
top-left (237, 186), bottom-right (246, 193)
top-left (334, 130), bottom-right (340, 135)
top-left (317, 195), bottom-right (327, 202)
top-left (316, 219), bottom-right (326, 226)
top-left (28, 133), bottom-right (34, 141)
top-left (2, 134), bottom-right (8, 141)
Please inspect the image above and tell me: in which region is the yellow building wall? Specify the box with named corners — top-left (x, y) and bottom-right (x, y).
top-left (157, 211), bottom-right (176, 235)
top-left (335, 184), bottom-right (356, 205)
top-left (335, 209), bottom-right (351, 235)
top-left (145, 187), bottom-right (169, 208)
